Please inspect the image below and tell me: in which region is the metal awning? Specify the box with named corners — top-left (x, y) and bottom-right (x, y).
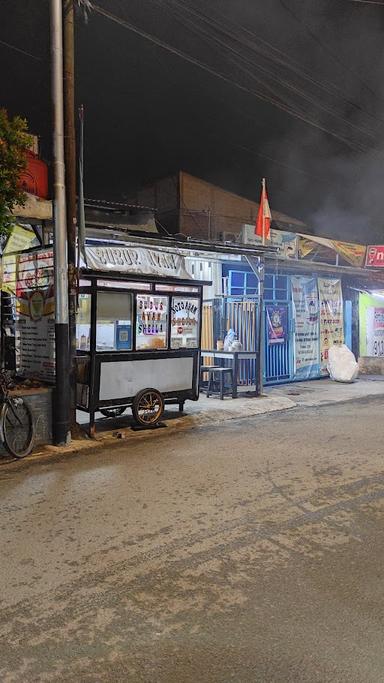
top-left (84, 229), bottom-right (278, 259)
top-left (265, 253), bottom-right (384, 283)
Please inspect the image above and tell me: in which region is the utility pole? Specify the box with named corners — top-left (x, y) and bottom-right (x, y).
top-left (256, 257), bottom-right (265, 396)
top-left (63, 0), bottom-right (77, 428)
top-left (50, 0), bottom-right (71, 444)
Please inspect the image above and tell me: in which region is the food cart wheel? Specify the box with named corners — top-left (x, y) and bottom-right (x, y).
top-left (100, 407), bottom-right (127, 418)
top-left (132, 388), bottom-right (164, 427)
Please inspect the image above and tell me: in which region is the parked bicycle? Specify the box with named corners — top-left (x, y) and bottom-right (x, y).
top-left (0, 371), bottom-right (34, 458)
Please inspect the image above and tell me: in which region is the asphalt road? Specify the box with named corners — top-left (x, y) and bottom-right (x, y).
top-left (1, 397), bottom-right (384, 682)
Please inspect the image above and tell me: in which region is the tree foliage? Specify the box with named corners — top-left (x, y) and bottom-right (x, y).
top-left (0, 109), bottom-right (32, 236)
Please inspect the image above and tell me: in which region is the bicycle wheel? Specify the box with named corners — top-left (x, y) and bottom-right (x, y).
top-left (1, 398), bottom-right (34, 458)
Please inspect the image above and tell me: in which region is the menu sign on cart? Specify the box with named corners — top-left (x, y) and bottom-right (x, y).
top-left (136, 294), bottom-right (168, 350)
top-left (171, 298), bottom-right (200, 349)
top-left (15, 251), bottom-right (55, 381)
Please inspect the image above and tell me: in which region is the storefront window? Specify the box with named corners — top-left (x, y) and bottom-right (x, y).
top-left (136, 294), bottom-right (168, 350)
top-left (171, 297), bottom-right (200, 349)
top-left (76, 293), bottom-right (91, 350)
top-left (96, 292), bottom-right (133, 351)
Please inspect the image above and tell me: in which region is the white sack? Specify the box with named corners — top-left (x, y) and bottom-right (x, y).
top-left (327, 344), bottom-right (359, 383)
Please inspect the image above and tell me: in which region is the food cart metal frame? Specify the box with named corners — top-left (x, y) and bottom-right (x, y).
top-left (76, 263), bottom-right (209, 436)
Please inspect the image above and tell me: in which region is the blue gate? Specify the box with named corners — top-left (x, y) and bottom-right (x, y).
top-left (264, 274), bottom-right (294, 384)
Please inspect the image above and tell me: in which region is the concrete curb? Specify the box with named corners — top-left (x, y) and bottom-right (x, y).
top-left (2, 384), bottom-right (384, 468)
top-left (1, 395), bottom-right (297, 467)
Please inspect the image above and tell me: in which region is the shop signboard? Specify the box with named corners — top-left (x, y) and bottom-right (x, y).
top-left (266, 305), bottom-right (287, 344)
top-left (15, 250), bottom-right (55, 381)
top-left (85, 245), bottom-right (192, 280)
top-left (366, 245), bottom-right (384, 267)
top-left (318, 277), bottom-right (344, 373)
top-left (366, 306), bottom-right (384, 357)
top-left (291, 276), bottom-right (320, 379)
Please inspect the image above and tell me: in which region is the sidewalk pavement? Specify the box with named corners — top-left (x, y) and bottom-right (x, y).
top-left (5, 376), bottom-right (384, 465)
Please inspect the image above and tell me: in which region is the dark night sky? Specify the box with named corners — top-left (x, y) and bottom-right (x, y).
top-left (2, 0), bottom-right (384, 241)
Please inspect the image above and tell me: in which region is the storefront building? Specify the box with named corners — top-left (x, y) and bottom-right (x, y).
top-left (191, 229), bottom-right (384, 386)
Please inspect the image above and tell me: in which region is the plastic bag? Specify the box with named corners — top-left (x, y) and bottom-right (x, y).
top-left (224, 329), bottom-right (236, 351)
top-left (327, 344), bottom-right (359, 383)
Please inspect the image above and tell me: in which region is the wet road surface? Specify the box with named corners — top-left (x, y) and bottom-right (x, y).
top-left (1, 398), bottom-right (384, 681)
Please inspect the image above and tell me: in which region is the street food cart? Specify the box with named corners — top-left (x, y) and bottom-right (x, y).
top-left (76, 241), bottom-right (208, 434)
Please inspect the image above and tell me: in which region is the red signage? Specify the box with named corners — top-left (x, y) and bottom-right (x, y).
top-left (366, 245), bottom-right (384, 267)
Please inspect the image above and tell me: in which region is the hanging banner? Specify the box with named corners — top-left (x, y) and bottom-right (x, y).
top-left (366, 306), bottom-right (384, 356)
top-left (3, 224), bottom-right (40, 255)
top-left (318, 278), bottom-right (344, 373)
top-left (266, 305), bottom-right (287, 344)
top-left (15, 250), bottom-right (55, 382)
top-left (291, 276), bottom-right (320, 379)
top-left (331, 241), bottom-right (366, 267)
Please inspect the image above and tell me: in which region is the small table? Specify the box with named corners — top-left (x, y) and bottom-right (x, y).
top-left (201, 350), bottom-right (258, 398)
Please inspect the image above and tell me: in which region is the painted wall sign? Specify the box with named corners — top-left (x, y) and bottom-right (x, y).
top-left (85, 245), bottom-right (192, 280)
top-left (291, 276), bottom-right (320, 379)
top-left (266, 305), bottom-right (287, 344)
top-left (358, 292), bottom-right (384, 357)
top-left (366, 245), bottom-right (384, 267)
top-left (318, 277), bottom-right (344, 373)
top-left (366, 306), bottom-right (384, 357)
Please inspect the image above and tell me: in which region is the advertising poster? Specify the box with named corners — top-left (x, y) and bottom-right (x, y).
top-left (318, 278), bottom-right (344, 373)
top-left (291, 276), bottom-right (320, 379)
top-left (366, 306), bottom-right (384, 357)
top-left (266, 305), bottom-right (287, 344)
top-left (15, 250), bottom-right (55, 382)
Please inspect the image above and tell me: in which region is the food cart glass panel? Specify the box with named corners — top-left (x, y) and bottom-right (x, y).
top-left (96, 292), bottom-right (133, 351)
top-left (76, 293), bottom-right (91, 350)
top-left (136, 294), bottom-right (168, 350)
top-left (171, 297), bottom-right (200, 349)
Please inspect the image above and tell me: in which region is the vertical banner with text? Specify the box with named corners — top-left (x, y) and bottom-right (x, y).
top-left (318, 277), bottom-right (344, 374)
top-left (291, 276), bottom-right (320, 379)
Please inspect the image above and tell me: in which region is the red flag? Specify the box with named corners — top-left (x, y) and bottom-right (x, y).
top-left (255, 178), bottom-right (271, 241)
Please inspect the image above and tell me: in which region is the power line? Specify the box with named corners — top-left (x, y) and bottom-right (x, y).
top-left (278, 0), bottom-right (382, 103)
top-left (163, 0), bottom-right (375, 141)
top-left (0, 38), bottom-right (42, 61)
top-left (168, 0), bottom-right (384, 127)
top-left (92, 4), bottom-right (374, 155)
top-left (346, 0), bottom-right (384, 4)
